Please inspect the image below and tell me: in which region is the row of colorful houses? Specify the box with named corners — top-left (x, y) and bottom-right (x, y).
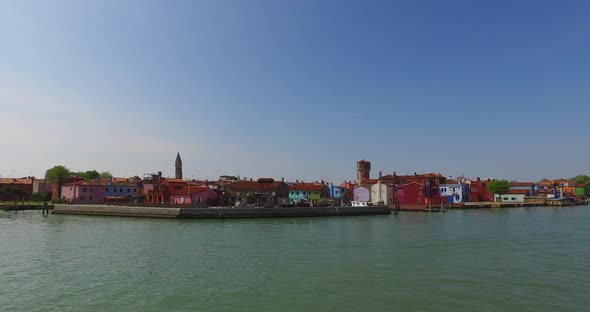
top-left (2, 155), bottom-right (587, 206)
top-left (348, 160), bottom-right (587, 206)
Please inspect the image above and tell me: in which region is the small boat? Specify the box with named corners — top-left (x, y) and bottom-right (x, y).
top-left (351, 201), bottom-right (371, 207)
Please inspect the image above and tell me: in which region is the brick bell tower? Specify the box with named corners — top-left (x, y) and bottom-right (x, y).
top-left (356, 159), bottom-right (371, 183)
top-left (175, 152), bottom-right (183, 179)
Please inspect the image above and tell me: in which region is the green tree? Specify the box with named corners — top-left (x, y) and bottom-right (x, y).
top-left (76, 170), bottom-right (100, 180)
top-left (487, 179), bottom-right (510, 202)
top-left (570, 175), bottom-right (590, 196)
top-left (99, 171), bottom-right (113, 179)
top-left (45, 165), bottom-right (72, 199)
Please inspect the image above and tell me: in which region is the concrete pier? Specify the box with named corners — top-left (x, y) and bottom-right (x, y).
top-left (53, 205), bottom-right (180, 218)
top-left (52, 205), bottom-right (391, 219)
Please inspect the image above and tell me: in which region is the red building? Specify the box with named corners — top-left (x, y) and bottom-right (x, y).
top-left (395, 182), bottom-right (425, 205)
top-left (0, 177), bottom-right (35, 198)
top-left (469, 178), bottom-right (494, 202)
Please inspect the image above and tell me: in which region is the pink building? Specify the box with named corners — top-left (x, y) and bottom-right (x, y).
top-left (170, 186), bottom-right (218, 206)
top-left (61, 180), bottom-right (107, 204)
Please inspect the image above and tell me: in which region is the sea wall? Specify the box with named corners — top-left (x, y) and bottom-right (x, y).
top-left (178, 206), bottom-right (391, 219)
top-left (53, 205), bottom-right (181, 218)
top-left (52, 205), bottom-right (390, 219)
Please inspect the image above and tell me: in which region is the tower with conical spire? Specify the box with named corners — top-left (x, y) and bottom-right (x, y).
top-left (175, 152), bottom-right (183, 179)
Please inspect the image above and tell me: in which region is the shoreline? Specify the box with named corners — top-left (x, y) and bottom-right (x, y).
top-left (51, 204), bottom-right (391, 219)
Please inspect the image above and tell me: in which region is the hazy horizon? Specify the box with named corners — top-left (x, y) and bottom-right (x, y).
top-left (2, 0), bottom-right (589, 182)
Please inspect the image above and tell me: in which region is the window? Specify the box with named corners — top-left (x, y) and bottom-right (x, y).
top-left (90, 188), bottom-right (93, 192)
top-left (134, 188), bottom-right (137, 193)
top-left (89, 196), bottom-right (93, 200)
top-left (127, 188), bottom-right (130, 192)
top-left (82, 187), bottom-right (87, 192)
top-left (114, 188), bottom-right (117, 193)
top-left (80, 196), bottom-right (85, 200)
top-left (120, 188), bottom-right (123, 192)
top-left (105, 188), bottom-right (108, 192)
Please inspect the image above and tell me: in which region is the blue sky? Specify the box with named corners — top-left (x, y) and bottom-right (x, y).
top-left (1, 0), bottom-right (589, 182)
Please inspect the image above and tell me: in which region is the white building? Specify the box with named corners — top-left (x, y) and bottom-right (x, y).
top-left (495, 194), bottom-right (525, 203)
top-left (370, 183), bottom-right (394, 205)
top-left (440, 184), bottom-right (469, 203)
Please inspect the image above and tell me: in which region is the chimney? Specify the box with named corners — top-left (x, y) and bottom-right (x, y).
top-left (477, 177), bottom-right (481, 182)
top-left (379, 171), bottom-right (382, 179)
top-left (158, 171), bottom-right (162, 179)
top-left (281, 177), bottom-right (284, 182)
top-left (414, 172), bottom-right (417, 176)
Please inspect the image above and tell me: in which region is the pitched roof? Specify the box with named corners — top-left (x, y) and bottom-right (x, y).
top-left (0, 178), bottom-right (33, 185)
top-left (289, 183), bottom-right (324, 191)
top-left (509, 182), bottom-right (534, 187)
top-left (397, 182), bottom-right (424, 189)
top-left (360, 179), bottom-right (379, 185)
top-left (536, 181), bottom-right (554, 186)
top-left (230, 181), bottom-right (285, 191)
top-left (163, 178), bottom-right (186, 183)
top-left (111, 181), bottom-right (139, 187)
top-left (381, 173), bottom-right (445, 180)
top-left (507, 189), bottom-right (530, 195)
top-left (64, 180), bottom-right (108, 186)
top-left (173, 185), bottom-right (211, 195)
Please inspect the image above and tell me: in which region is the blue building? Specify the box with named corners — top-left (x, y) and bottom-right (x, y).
top-left (439, 183), bottom-right (470, 203)
top-left (329, 184), bottom-right (344, 199)
top-left (104, 177), bottom-right (140, 198)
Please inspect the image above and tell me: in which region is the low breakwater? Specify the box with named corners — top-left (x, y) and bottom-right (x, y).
top-left (52, 204), bottom-right (391, 219)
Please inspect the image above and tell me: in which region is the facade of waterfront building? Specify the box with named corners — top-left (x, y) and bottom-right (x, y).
top-left (395, 182), bottom-right (425, 205)
top-left (288, 182), bottom-right (325, 205)
top-left (170, 185), bottom-right (217, 205)
top-left (61, 180), bottom-right (106, 204)
top-left (380, 172), bottom-right (446, 187)
top-left (495, 193), bottom-right (526, 203)
top-left (353, 186), bottom-right (371, 203)
top-left (370, 183), bottom-right (394, 205)
top-left (0, 177), bottom-right (34, 195)
top-left (288, 187), bottom-right (308, 204)
top-left (104, 177), bottom-right (140, 199)
top-left (509, 182), bottom-right (535, 195)
top-left (469, 178), bottom-right (494, 202)
top-left (32, 179), bottom-right (53, 195)
top-left (329, 184), bottom-right (344, 199)
top-left (227, 178), bottom-right (289, 207)
top-left (440, 183), bottom-right (470, 203)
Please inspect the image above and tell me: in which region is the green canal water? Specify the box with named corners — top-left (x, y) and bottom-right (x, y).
top-left (1, 206), bottom-right (588, 312)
